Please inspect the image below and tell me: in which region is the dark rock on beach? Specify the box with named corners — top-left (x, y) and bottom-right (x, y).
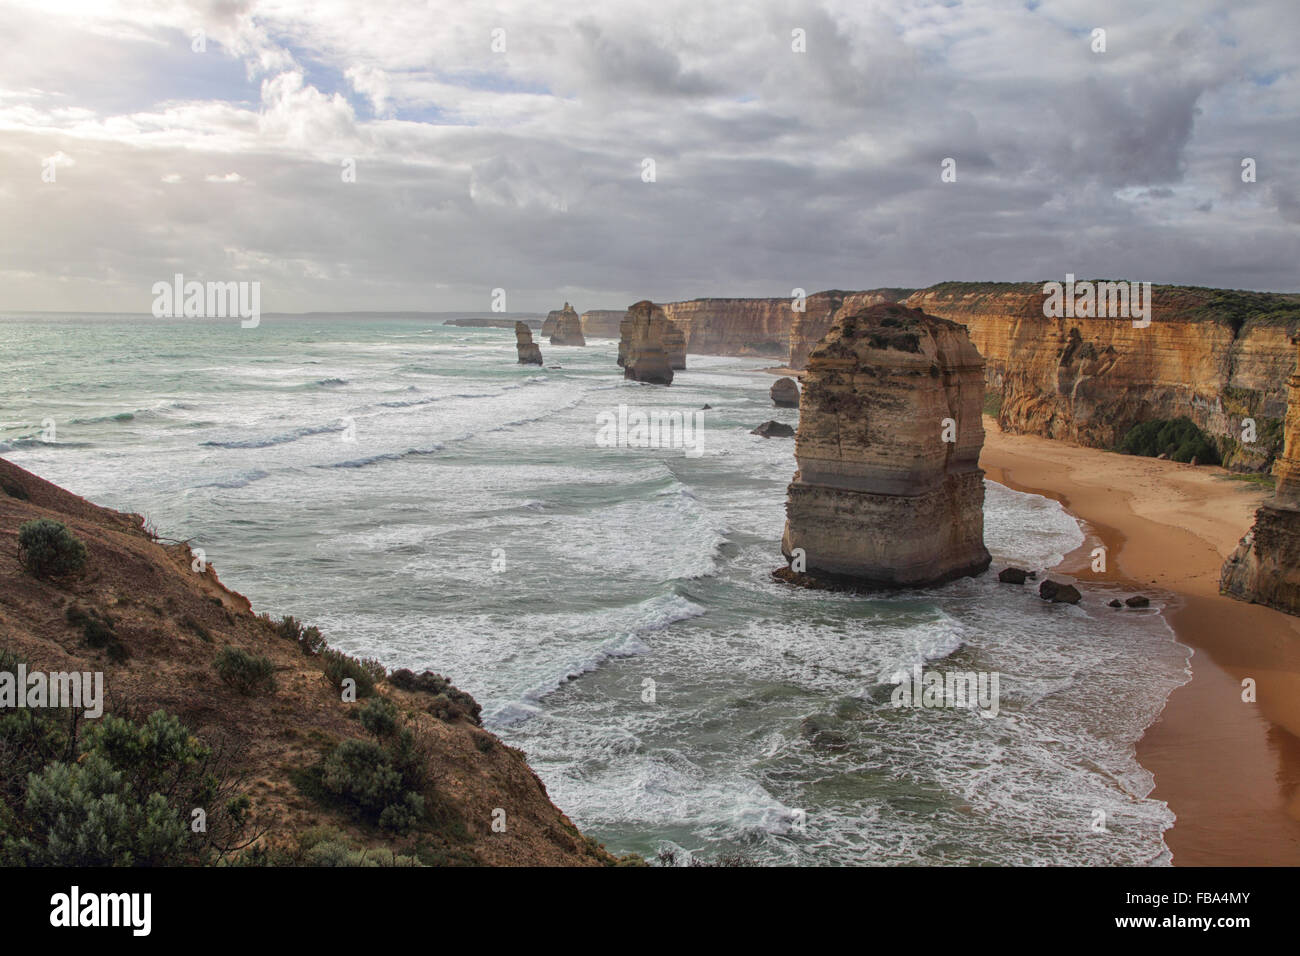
top-left (1039, 579), bottom-right (1082, 604)
top-left (998, 567), bottom-right (1030, 584)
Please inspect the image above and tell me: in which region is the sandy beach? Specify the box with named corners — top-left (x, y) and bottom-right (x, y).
top-left (981, 418), bottom-right (1300, 866)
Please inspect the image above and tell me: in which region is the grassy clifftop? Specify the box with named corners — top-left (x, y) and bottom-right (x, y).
top-left (0, 457), bottom-right (633, 867)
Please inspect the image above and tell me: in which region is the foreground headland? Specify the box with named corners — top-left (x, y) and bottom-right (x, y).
top-left (980, 419), bottom-right (1300, 865)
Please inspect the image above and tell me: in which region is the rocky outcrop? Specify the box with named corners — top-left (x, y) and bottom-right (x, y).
top-left (580, 310), bottom-right (626, 338)
top-left (908, 283), bottom-right (1300, 472)
top-left (1039, 579), bottom-right (1082, 604)
top-left (656, 289), bottom-right (913, 365)
top-left (752, 420), bottom-right (794, 438)
top-left (664, 320), bottom-right (686, 369)
top-left (1222, 334), bottom-right (1300, 615)
top-left (771, 377), bottom-right (800, 408)
top-left (778, 302), bottom-right (991, 588)
top-left (619, 301), bottom-right (674, 385)
top-left (546, 303), bottom-right (586, 346)
top-left (515, 322), bottom-right (543, 365)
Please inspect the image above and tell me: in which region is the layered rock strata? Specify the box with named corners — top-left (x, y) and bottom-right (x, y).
top-left (619, 301), bottom-right (674, 385)
top-left (909, 283), bottom-right (1300, 472)
top-left (546, 303), bottom-right (586, 346)
top-left (779, 302), bottom-right (991, 588)
top-left (655, 289), bottom-right (913, 364)
top-left (1221, 335), bottom-right (1300, 615)
top-left (663, 320), bottom-right (686, 369)
top-left (515, 322), bottom-right (543, 365)
top-left (580, 310), bottom-right (626, 338)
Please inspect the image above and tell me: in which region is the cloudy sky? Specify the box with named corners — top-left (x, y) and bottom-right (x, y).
top-left (2, 0), bottom-right (1297, 313)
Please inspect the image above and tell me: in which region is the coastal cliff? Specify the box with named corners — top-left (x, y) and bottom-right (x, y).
top-left (580, 310), bottom-right (625, 338)
top-left (0, 458), bottom-right (623, 866)
top-left (907, 283), bottom-right (1300, 472)
top-left (656, 289), bottom-right (911, 363)
top-left (1222, 335), bottom-right (1300, 615)
top-left (778, 303), bottom-right (990, 588)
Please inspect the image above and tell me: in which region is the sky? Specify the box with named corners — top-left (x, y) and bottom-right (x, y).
top-left (1, 0), bottom-right (1297, 313)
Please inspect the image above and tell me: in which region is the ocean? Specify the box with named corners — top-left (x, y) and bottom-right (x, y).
top-left (0, 313), bottom-right (1191, 865)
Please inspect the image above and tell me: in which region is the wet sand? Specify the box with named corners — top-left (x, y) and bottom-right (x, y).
top-left (981, 419), bottom-right (1300, 866)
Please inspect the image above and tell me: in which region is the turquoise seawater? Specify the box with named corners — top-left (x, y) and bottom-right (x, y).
top-left (0, 313), bottom-right (1190, 865)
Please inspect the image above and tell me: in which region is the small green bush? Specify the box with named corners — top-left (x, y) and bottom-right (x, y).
top-left (321, 649), bottom-right (383, 699)
top-left (180, 614), bottom-right (213, 642)
top-left (17, 520), bottom-right (87, 578)
top-left (213, 647), bottom-right (277, 696)
top-left (387, 668), bottom-right (481, 725)
top-left (268, 615), bottom-right (327, 656)
top-left (1118, 417), bottom-right (1220, 465)
top-left (1, 480), bottom-right (28, 500)
top-left (358, 697), bottom-right (398, 738)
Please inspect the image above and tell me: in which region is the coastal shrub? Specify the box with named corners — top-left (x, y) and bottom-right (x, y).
top-left (388, 668), bottom-right (482, 726)
top-left (319, 738), bottom-right (425, 832)
top-left (1118, 417), bottom-right (1220, 465)
top-left (321, 648), bottom-right (382, 699)
top-left (2, 709), bottom-right (254, 866)
top-left (65, 605), bottom-right (130, 661)
top-left (1, 480), bottom-right (28, 500)
top-left (214, 647), bottom-right (277, 696)
top-left (358, 697), bottom-right (399, 738)
top-left (17, 519), bottom-right (87, 579)
top-left (269, 615), bottom-right (327, 656)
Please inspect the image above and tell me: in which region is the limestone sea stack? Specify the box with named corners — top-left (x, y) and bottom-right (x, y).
top-left (1221, 335), bottom-right (1300, 614)
top-left (546, 302), bottom-right (586, 346)
top-left (515, 322), bottom-right (543, 365)
top-left (771, 377), bottom-right (800, 408)
top-left (779, 302), bottom-right (991, 588)
top-left (619, 300), bottom-right (674, 385)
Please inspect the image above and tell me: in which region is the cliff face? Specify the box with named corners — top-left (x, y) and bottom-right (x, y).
top-left (657, 289), bottom-right (912, 364)
top-left (581, 310), bottom-right (625, 338)
top-left (907, 283), bottom-right (1300, 472)
top-left (1222, 335), bottom-right (1300, 615)
top-left (788, 289), bottom-right (915, 369)
top-left (779, 303), bottom-right (990, 587)
top-left (546, 303), bottom-right (586, 346)
top-left (515, 322), bottom-right (543, 365)
top-left (663, 320), bottom-right (686, 370)
top-left (620, 301), bottom-right (674, 385)
top-left (0, 458), bottom-right (618, 866)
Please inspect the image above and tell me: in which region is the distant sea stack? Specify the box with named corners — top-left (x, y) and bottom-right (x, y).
top-left (770, 377), bottom-right (800, 408)
top-left (779, 302), bottom-right (991, 588)
top-left (619, 300), bottom-right (674, 385)
top-left (581, 310), bottom-right (626, 338)
top-left (515, 322), bottom-right (543, 365)
top-left (546, 303), bottom-right (586, 346)
top-left (1221, 336), bottom-right (1300, 615)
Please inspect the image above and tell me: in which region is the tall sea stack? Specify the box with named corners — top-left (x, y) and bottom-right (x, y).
top-left (619, 300), bottom-right (674, 384)
top-left (546, 303), bottom-right (586, 346)
top-left (779, 302), bottom-right (991, 588)
top-left (515, 322), bottom-right (543, 365)
top-left (1221, 336), bottom-right (1300, 614)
